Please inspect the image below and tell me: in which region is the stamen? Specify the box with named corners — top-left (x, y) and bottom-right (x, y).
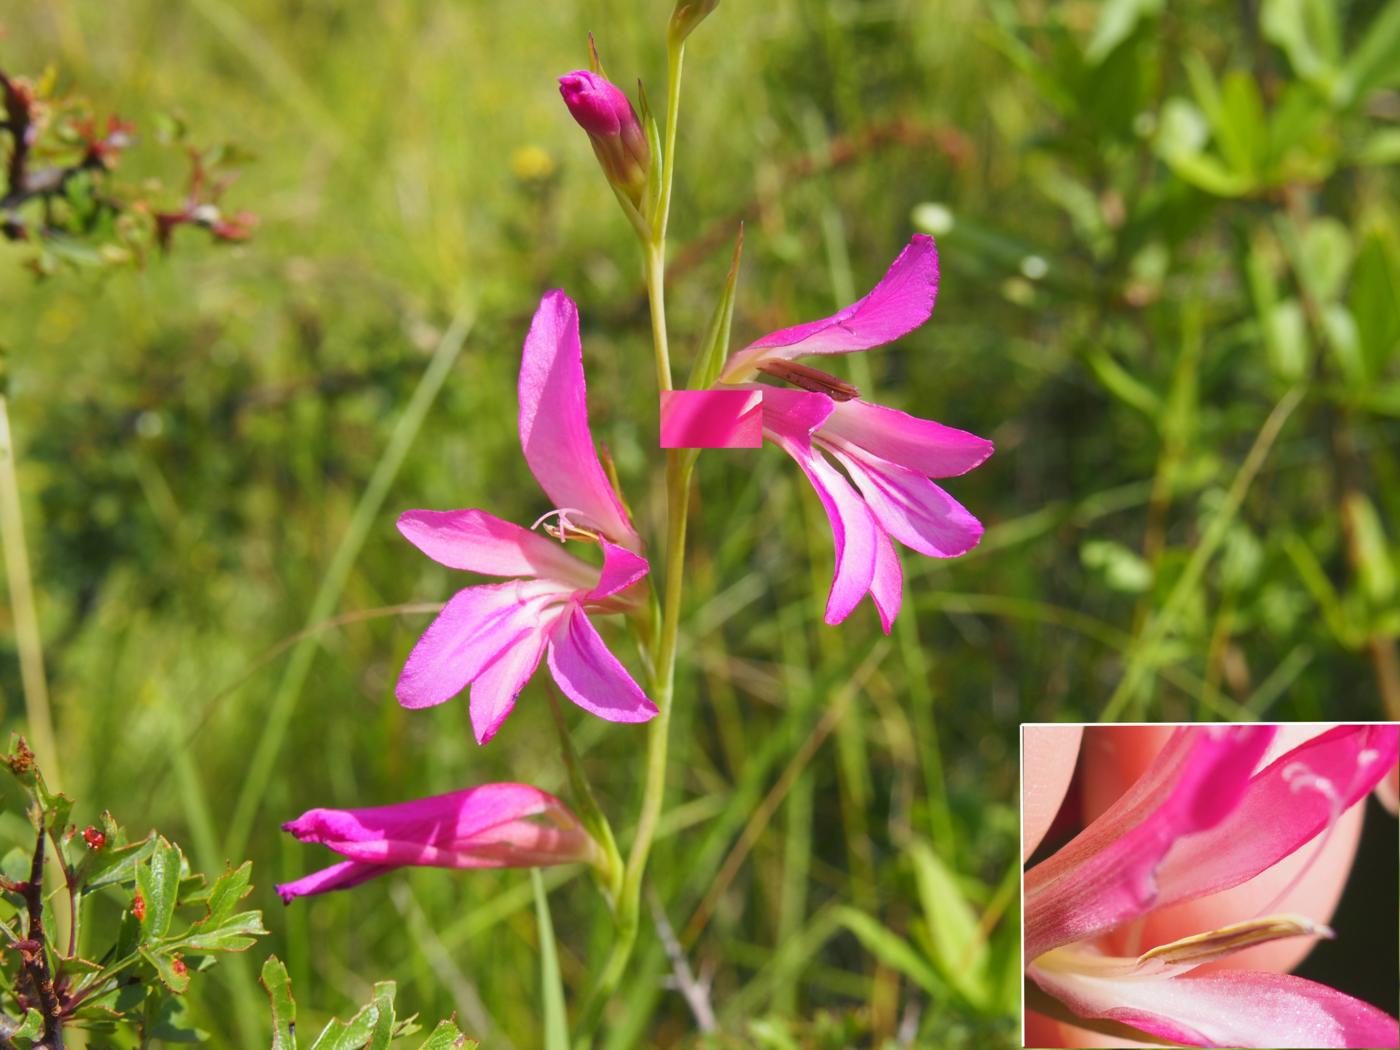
top-left (757, 360), bottom-right (860, 401)
top-left (1136, 914), bottom-right (1333, 971)
top-left (530, 508), bottom-right (602, 544)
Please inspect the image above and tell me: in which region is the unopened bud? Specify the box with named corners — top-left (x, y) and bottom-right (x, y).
top-left (670, 0), bottom-right (719, 43)
top-left (557, 70), bottom-right (650, 204)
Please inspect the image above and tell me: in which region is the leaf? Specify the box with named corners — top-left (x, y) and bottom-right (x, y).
top-left (908, 841), bottom-right (991, 1007)
top-left (417, 1020), bottom-right (472, 1049)
top-left (1351, 231), bottom-right (1400, 378)
top-left (1082, 345), bottom-right (1160, 418)
top-left (136, 838), bottom-right (183, 941)
top-left (1085, 0), bottom-right (1163, 65)
top-left (177, 909), bottom-right (267, 952)
top-left (532, 870), bottom-right (569, 1050)
top-left (140, 946), bottom-right (191, 993)
top-left (832, 905), bottom-right (942, 997)
top-left (309, 1004), bottom-right (380, 1050)
top-left (1261, 0), bottom-right (1339, 89)
top-left (261, 955), bottom-right (298, 1050)
top-left (1345, 492), bottom-right (1396, 608)
top-left (685, 224), bottom-right (745, 391)
top-left (1339, 0), bottom-right (1400, 105)
top-left (189, 861), bottom-right (253, 924)
top-left (11, 1008), bottom-right (43, 1040)
top-left (83, 835), bottom-right (157, 891)
top-left (364, 982), bottom-right (398, 1050)
top-left (149, 996), bottom-right (210, 1042)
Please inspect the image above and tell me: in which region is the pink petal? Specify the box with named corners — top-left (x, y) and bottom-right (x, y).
top-left (284, 783), bottom-right (567, 845)
top-left (585, 539), bottom-right (650, 602)
top-left (1025, 726), bottom-right (1276, 961)
top-left (395, 582), bottom-right (566, 710)
top-left (280, 784), bottom-right (598, 888)
top-left (820, 398), bottom-right (993, 478)
top-left (275, 860), bottom-right (388, 903)
top-left (787, 444), bottom-right (880, 626)
top-left (519, 290), bottom-right (640, 548)
top-left (1153, 724), bottom-right (1400, 907)
top-left (720, 235), bottom-right (939, 379)
top-left (659, 389), bottom-right (764, 448)
top-left (757, 385), bottom-right (837, 439)
top-left (546, 603), bottom-right (657, 723)
top-left (468, 624), bottom-right (552, 744)
top-left (396, 508), bottom-right (593, 585)
top-left (1031, 963), bottom-right (1399, 1049)
top-left (868, 528), bottom-right (902, 633)
top-left (829, 446), bottom-right (983, 558)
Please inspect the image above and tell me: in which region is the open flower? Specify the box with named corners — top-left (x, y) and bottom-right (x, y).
top-left (718, 235), bottom-right (992, 630)
top-left (1025, 724), bottom-right (1400, 1049)
top-left (276, 783), bottom-right (601, 903)
top-left (396, 290), bottom-right (656, 743)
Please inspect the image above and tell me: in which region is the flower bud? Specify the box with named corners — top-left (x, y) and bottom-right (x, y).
top-left (557, 70), bottom-right (650, 204)
top-left (670, 0), bottom-right (719, 43)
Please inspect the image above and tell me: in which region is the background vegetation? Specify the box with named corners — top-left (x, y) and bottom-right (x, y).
top-left (1, 0), bottom-right (1398, 1045)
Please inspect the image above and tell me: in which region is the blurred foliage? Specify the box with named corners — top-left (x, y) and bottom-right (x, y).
top-left (0, 0), bottom-right (1395, 1047)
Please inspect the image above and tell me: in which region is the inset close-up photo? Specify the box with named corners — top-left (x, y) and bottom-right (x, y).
top-left (1023, 723), bottom-right (1400, 1049)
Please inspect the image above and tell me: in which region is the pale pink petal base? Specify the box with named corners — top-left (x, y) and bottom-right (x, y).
top-left (1032, 963), bottom-right (1400, 1049)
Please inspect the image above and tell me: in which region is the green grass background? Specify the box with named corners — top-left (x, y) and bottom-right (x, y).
top-left (1, 0), bottom-right (1398, 1045)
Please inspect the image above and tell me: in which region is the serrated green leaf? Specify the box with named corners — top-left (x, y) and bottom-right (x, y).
top-left (685, 225), bottom-right (745, 391)
top-left (136, 838), bottom-right (182, 940)
top-left (309, 1004), bottom-right (380, 1050)
top-left (85, 835), bottom-right (157, 892)
top-left (177, 909), bottom-right (267, 952)
top-left (189, 861), bottom-right (253, 924)
top-left (140, 946), bottom-right (191, 993)
top-left (365, 982), bottom-right (398, 1050)
top-left (261, 955), bottom-right (298, 1050)
top-left (417, 1020), bottom-right (471, 1049)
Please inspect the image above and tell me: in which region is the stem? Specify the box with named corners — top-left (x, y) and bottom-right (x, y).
top-left (577, 39), bottom-right (692, 1040)
top-left (0, 395), bottom-right (59, 790)
top-left (646, 244), bottom-right (673, 393)
top-left (656, 43), bottom-right (684, 242)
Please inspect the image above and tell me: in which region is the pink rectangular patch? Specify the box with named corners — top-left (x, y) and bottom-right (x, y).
top-left (659, 389), bottom-right (763, 449)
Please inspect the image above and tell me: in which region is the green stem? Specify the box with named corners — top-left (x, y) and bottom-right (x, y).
top-left (656, 43), bottom-right (684, 241)
top-left (577, 39), bottom-right (692, 1041)
top-left (0, 394), bottom-right (59, 790)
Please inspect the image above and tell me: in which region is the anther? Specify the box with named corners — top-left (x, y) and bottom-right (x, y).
top-left (530, 508), bottom-right (602, 544)
top-left (757, 360), bottom-right (860, 401)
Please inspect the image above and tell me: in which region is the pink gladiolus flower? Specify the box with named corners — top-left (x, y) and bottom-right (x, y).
top-left (276, 783), bottom-right (600, 903)
top-left (558, 70), bottom-right (650, 202)
top-left (1025, 724), bottom-right (1400, 1049)
top-left (396, 290), bottom-right (656, 743)
top-left (717, 235), bottom-right (993, 630)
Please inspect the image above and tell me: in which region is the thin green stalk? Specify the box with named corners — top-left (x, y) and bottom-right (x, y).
top-left (545, 684), bottom-right (623, 904)
top-left (656, 42), bottom-right (685, 242)
top-left (646, 244), bottom-right (673, 392)
top-left (225, 302), bottom-right (475, 860)
top-left (0, 394), bottom-right (59, 790)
